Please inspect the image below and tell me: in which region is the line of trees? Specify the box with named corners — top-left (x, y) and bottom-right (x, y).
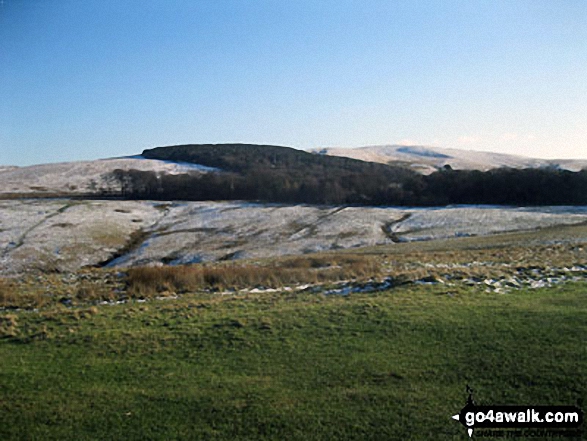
top-left (109, 166), bottom-right (587, 206)
top-left (110, 168), bottom-right (424, 205)
top-left (424, 167), bottom-right (587, 205)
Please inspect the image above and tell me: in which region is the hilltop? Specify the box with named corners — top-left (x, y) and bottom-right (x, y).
top-left (313, 144), bottom-right (587, 174)
top-left (135, 143), bottom-right (420, 204)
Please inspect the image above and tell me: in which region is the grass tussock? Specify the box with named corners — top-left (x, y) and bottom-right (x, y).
top-left (0, 279), bottom-right (18, 308)
top-left (0, 273), bottom-right (127, 310)
top-left (127, 254), bottom-right (382, 297)
top-left (0, 313), bottom-right (18, 338)
top-left (0, 278), bottom-right (46, 309)
top-left (75, 281), bottom-right (117, 303)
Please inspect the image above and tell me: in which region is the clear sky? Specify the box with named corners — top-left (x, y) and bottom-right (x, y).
top-left (1, 0), bottom-right (586, 166)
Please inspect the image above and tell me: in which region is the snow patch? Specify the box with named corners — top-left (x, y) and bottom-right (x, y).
top-left (122, 155), bottom-right (220, 173)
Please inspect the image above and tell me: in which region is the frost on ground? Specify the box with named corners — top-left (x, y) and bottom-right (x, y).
top-left (394, 206), bottom-right (587, 241)
top-left (110, 203), bottom-right (407, 267)
top-left (1, 200), bottom-right (586, 275)
top-left (0, 157), bottom-right (214, 196)
top-left (0, 200), bottom-right (165, 275)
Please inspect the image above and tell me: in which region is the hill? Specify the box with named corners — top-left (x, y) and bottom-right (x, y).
top-left (0, 156), bottom-right (214, 197)
top-left (134, 143), bottom-right (422, 205)
top-left (1, 143), bottom-right (587, 206)
top-left (126, 143), bottom-right (587, 206)
top-left (313, 144), bottom-right (587, 174)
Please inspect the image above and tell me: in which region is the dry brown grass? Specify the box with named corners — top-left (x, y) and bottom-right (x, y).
top-left (0, 279), bottom-right (18, 308)
top-left (75, 281), bottom-right (117, 303)
top-left (0, 278), bottom-right (47, 309)
top-left (0, 274), bottom-right (123, 310)
top-left (0, 313), bottom-right (18, 338)
top-left (126, 255), bottom-right (383, 297)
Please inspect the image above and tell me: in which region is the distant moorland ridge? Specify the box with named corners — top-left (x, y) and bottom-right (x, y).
top-left (108, 143), bottom-right (587, 206)
top-left (312, 144), bottom-right (587, 175)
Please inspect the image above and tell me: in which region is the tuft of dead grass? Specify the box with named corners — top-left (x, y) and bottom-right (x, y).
top-left (0, 278), bottom-right (47, 309)
top-left (0, 279), bottom-right (18, 308)
top-left (75, 281), bottom-right (117, 303)
top-left (68, 307), bottom-right (100, 322)
top-left (0, 313), bottom-right (19, 338)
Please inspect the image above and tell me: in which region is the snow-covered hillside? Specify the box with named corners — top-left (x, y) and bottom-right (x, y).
top-left (313, 145), bottom-right (587, 174)
top-left (0, 156), bottom-right (216, 196)
top-left (1, 148), bottom-right (586, 275)
top-left (2, 145), bottom-right (586, 197)
top-left (1, 200), bottom-right (586, 275)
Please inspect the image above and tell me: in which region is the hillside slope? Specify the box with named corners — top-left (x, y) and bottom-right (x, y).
top-left (0, 156), bottom-right (215, 196)
top-left (314, 145), bottom-right (587, 174)
top-left (1, 199), bottom-right (586, 275)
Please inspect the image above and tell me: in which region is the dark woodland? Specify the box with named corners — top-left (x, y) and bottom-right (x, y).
top-left (108, 144), bottom-right (587, 206)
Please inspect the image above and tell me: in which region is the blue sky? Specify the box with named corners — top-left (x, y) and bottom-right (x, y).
top-left (1, 0), bottom-right (586, 166)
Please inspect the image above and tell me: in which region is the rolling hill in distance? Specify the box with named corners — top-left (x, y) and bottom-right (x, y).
top-left (1, 143), bottom-right (587, 206)
top-left (4, 143), bottom-right (587, 186)
top-left (312, 144), bottom-right (587, 174)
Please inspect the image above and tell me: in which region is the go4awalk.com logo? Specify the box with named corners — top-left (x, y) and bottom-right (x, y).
top-left (451, 386), bottom-right (583, 438)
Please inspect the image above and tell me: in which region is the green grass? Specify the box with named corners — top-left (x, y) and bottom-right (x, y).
top-left (1, 283), bottom-right (586, 440)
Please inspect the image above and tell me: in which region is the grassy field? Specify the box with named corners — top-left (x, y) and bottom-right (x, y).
top-left (1, 278), bottom-right (586, 440)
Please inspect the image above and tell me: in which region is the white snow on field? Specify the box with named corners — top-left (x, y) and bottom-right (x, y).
top-left (110, 203), bottom-right (407, 266)
top-left (0, 200), bottom-right (165, 274)
top-left (394, 206), bottom-right (587, 241)
top-left (0, 200), bottom-right (68, 253)
top-left (0, 157), bottom-right (215, 195)
top-left (1, 200), bottom-right (586, 274)
top-left (97, 203), bottom-right (587, 268)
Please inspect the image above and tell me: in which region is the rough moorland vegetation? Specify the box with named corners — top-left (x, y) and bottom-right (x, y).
top-left (109, 144), bottom-right (587, 206)
top-left (2, 270), bottom-right (586, 440)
